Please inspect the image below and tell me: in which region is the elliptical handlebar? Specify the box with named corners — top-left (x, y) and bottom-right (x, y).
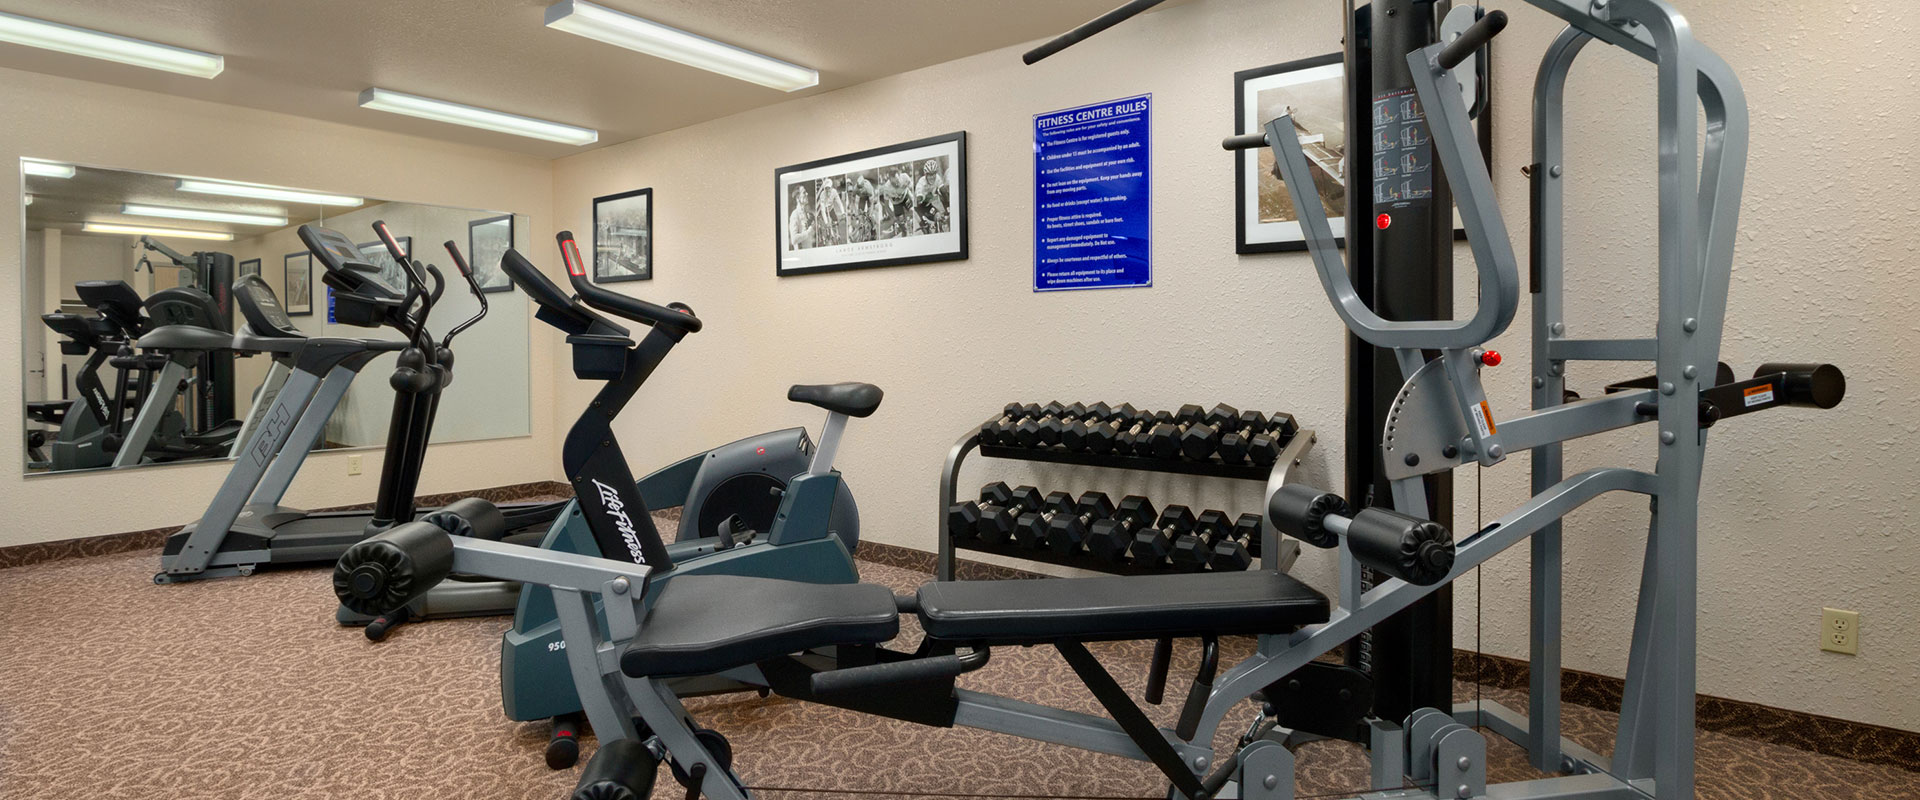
top-left (439, 240), bottom-right (490, 347)
top-left (554, 231), bottom-right (701, 335)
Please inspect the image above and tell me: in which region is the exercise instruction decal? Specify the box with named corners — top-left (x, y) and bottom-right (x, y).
top-left (1034, 94), bottom-right (1150, 291)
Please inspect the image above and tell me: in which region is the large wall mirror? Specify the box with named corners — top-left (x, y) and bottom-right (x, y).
top-left (20, 160), bottom-right (532, 475)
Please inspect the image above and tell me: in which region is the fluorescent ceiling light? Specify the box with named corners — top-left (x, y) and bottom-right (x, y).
top-left (0, 11), bottom-right (223, 78)
top-left (358, 88), bottom-right (599, 146)
top-left (122, 203), bottom-right (285, 226)
top-left (22, 159), bottom-right (75, 179)
top-left (176, 179), bottom-right (363, 207)
top-left (544, 0), bottom-right (818, 92)
top-left (82, 222), bottom-right (232, 241)
top-left (23, 194), bottom-right (31, 205)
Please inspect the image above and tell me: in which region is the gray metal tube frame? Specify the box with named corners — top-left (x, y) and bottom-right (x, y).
top-left (111, 358), bottom-right (193, 468)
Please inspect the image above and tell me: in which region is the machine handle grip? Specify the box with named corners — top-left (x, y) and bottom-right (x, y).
top-left (371, 219), bottom-right (409, 263)
top-left (1022, 0), bottom-right (1167, 65)
top-left (1221, 132), bottom-right (1270, 151)
top-left (424, 263), bottom-right (447, 304)
top-left (442, 240), bottom-right (474, 278)
top-left (556, 231), bottom-right (703, 334)
top-left (1437, 9), bottom-right (1507, 70)
top-left (810, 649), bottom-right (989, 695)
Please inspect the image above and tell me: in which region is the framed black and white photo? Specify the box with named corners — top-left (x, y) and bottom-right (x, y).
top-left (467, 214), bottom-right (515, 293)
top-left (591, 188), bottom-right (651, 283)
top-left (1234, 51), bottom-right (1491, 254)
top-left (775, 131), bottom-right (967, 277)
top-left (357, 236), bottom-right (411, 293)
top-left (282, 252), bottom-right (312, 316)
top-left (238, 258), bottom-right (261, 280)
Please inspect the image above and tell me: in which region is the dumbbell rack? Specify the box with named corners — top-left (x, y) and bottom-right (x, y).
top-left (936, 414), bottom-right (1316, 580)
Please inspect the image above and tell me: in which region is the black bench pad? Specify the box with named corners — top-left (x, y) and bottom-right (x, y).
top-left (917, 571), bottom-right (1329, 645)
top-left (620, 576), bottom-right (899, 678)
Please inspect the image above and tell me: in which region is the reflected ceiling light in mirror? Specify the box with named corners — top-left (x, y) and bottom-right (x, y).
top-left (0, 11), bottom-right (223, 78)
top-left (544, 0), bottom-right (817, 92)
top-left (82, 222), bottom-right (232, 241)
top-left (357, 88), bottom-right (599, 146)
top-left (175, 179), bottom-right (362, 207)
top-left (22, 159), bottom-right (75, 179)
top-left (122, 204), bottom-right (285, 226)
top-left (23, 194), bottom-right (31, 205)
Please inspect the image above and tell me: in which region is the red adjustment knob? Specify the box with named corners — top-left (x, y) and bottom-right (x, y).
top-left (1477, 350), bottom-right (1502, 367)
top-left (1376, 213), bottom-right (1392, 230)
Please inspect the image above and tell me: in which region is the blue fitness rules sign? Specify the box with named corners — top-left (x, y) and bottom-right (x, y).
top-left (1034, 94), bottom-right (1151, 292)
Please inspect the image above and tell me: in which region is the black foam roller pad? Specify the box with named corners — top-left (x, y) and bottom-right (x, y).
top-left (571, 738), bottom-right (659, 800)
top-left (1345, 509), bottom-right (1454, 586)
top-left (1267, 483), bottom-right (1347, 549)
top-left (331, 521), bottom-right (455, 616)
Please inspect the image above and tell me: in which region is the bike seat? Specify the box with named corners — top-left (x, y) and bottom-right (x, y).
top-left (787, 382), bottom-right (884, 418)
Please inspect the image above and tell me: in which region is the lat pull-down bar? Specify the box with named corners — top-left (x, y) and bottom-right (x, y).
top-left (1022, 0), bottom-right (1167, 64)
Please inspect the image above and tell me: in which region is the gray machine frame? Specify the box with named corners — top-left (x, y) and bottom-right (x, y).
top-left (338, 2), bottom-right (1833, 798)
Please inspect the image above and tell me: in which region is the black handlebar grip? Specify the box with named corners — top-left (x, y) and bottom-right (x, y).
top-left (422, 497), bottom-right (509, 542)
top-left (1144, 637), bottom-right (1173, 705)
top-left (1437, 9), bottom-right (1508, 71)
top-left (442, 240), bottom-right (474, 278)
top-left (1022, 0), bottom-right (1168, 65)
top-left (371, 219), bottom-right (409, 262)
top-left (333, 522), bottom-right (455, 616)
top-left (1222, 132), bottom-right (1270, 151)
top-left (1753, 363), bottom-right (1846, 409)
top-left (424, 263), bottom-right (447, 304)
top-left (1345, 508), bottom-right (1454, 586)
top-left (570, 738), bottom-right (659, 800)
top-left (810, 649), bottom-right (989, 695)
top-left (1267, 483), bottom-right (1348, 549)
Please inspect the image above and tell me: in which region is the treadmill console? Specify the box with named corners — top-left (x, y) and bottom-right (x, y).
top-left (232, 275), bottom-right (301, 338)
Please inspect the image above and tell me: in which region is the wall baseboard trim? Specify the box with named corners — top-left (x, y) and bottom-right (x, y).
top-left (1454, 650), bottom-right (1919, 772)
top-left (0, 481), bottom-right (572, 570)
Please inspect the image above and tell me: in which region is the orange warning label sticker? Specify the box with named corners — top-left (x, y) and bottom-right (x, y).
top-left (1471, 400), bottom-right (1497, 437)
top-left (1743, 384), bottom-right (1774, 407)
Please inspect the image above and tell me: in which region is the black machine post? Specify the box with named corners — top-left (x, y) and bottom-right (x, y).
top-left (1343, 0), bottom-right (1456, 728)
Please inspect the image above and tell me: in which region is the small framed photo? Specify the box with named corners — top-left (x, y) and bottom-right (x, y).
top-left (357, 236), bottom-right (412, 293)
top-left (775, 131), bottom-right (966, 277)
top-left (1235, 54), bottom-right (1348, 254)
top-left (282, 252), bottom-right (312, 316)
top-left (591, 188), bottom-right (651, 283)
top-left (238, 258), bottom-right (261, 279)
top-left (467, 214), bottom-right (515, 293)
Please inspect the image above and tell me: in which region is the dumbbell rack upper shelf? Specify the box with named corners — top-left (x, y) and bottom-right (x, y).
top-left (936, 414), bottom-right (1317, 581)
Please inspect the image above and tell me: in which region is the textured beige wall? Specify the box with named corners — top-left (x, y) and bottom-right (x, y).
top-left (550, 0), bottom-right (1917, 731)
top-left (1, 66), bottom-right (563, 548)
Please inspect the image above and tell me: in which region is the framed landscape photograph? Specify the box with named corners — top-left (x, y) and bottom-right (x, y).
top-left (357, 236), bottom-right (412, 293)
top-left (1235, 54), bottom-right (1348, 254)
top-left (775, 131), bottom-right (967, 277)
top-left (281, 252), bottom-right (312, 316)
top-left (467, 214), bottom-right (515, 293)
top-left (238, 258), bottom-right (261, 279)
top-left (592, 188), bottom-right (651, 283)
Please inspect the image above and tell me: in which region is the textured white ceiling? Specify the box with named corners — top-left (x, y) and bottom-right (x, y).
top-left (0, 0), bottom-right (1143, 158)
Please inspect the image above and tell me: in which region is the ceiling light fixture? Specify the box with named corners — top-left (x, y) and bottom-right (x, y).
top-left (122, 203), bottom-right (286, 226)
top-left (23, 194), bottom-right (32, 205)
top-left (175, 179), bottom-right (363, 207)
top-left (22, 159), bottom-right (75, 179)
top-left (0, 11), bottom-right (223, 78)
top-left (83, 222), bottom-right (233, 241)
top-left (544, 0), bottom-right (818, 92)
top-left (357, 88), bottom-right (599, 146)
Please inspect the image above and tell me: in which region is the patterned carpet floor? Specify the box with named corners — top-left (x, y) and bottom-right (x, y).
top-left (2, 541), bottom-right (1916, 799)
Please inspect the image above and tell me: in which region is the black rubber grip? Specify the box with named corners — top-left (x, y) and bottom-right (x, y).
top-left (442, 240), bottom-right (473, 278)
top-left (1437, 9), bottom-right (1508, 71)
top-left (1753, 363), bottom-right (1846, 409)
top-left (1267, 483), bottom-right (1348, 549)
top-left (332, 522), bottom-right (455, 616)
top-left (424, 263), bottom-right (446, 304)
top-left (422, 497), bottom-right (509, 542)
top-left (1344, 508), bottom-right (1454, 586)
top-left (810, 650), bottom-right (988, 695)
top-left (557, 231), bottom-right (703, 334)
top-left (1022, 0), bottom-right (1167, 65)
top-left (1222, 132), bottom-right (1270, 151)
top-left (570, 738), bottom-right (658, 800)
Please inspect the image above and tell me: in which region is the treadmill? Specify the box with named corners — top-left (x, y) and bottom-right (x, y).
top-left (157, 222), bottom-right (565, 583)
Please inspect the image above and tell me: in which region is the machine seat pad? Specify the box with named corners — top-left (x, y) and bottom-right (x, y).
top-left (620, 576), bottom-right (900, 678)
top-left (787, 383), bottom-right (884, 418)
top-left (917, 571), bottom-right (1329, 645)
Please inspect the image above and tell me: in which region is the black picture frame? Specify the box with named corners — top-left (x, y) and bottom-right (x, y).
top-left (591, 188), bottom-right (652, 283)
top-left (281, 252), bottom-right (312, 316)
top-left (774, 130), bottom-right (967, 277)
top-left (357, 236), bottom-right (412, 294)
top-left (1233, 49), bottom-right (1491, 254)
top-left (466, 214), bottom-right (515, 294)
top-left (238, 258), bottom-right (261, 279)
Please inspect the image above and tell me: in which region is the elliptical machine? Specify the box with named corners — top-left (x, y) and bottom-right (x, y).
top-left (334, 232), bottom-right (868, 768)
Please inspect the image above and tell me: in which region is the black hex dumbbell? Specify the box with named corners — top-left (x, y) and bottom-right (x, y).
top-left (946, 481), bottom-right (1011, 543)
top-left (1046, 492), bottom-right (1115, 555)
top-left (1170, 508), bottom-right (1218, 572)
top-left (1087, 496), bottom-right (1156, 562)
top-left (977, 485), bottom-right (1045, 545)
top-left (1202, 510), bottom-right (1255, 571)
top-left (1059, 402), bottom-right (1112, 452)
top-left (1235, 512), bottom-right (1264, 558)
top-left (1178, 403), bottom-right (1243, 461)
top-left (1012, 491), bottom-right (1077, 550)
top-left (1133, 504), bottom-right (1196, 569)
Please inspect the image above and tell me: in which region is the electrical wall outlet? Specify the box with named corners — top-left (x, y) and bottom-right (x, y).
top-left (347, 455), bottom-right (363, 476)
top-left (1821, 608), bottom-right (1858, 655)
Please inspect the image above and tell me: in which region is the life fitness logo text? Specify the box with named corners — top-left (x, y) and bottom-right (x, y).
top-left (592, 479), bottom-right (648, 564)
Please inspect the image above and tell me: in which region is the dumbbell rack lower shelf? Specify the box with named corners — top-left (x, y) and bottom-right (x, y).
top-left (937, 415), bottom-right (1316, 580)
